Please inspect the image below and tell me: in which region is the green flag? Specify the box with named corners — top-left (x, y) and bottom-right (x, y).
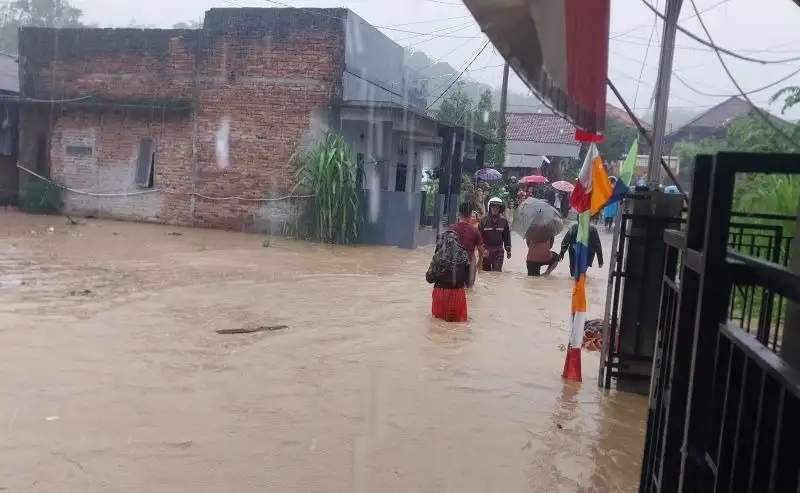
top-left (619, 139), bottom-right (638, 187)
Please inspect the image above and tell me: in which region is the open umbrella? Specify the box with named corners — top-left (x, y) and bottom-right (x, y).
top-left (513, 197), bottom-right (565, 241)
top-left (551, 180), bottom-right (575, 193)
top-left (475, 168), bottom-right (503, 181)
top-left (520, 175), bottom-right (548, 184)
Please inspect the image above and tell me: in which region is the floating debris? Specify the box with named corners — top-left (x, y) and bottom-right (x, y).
top-left (216, 325), bottom-right (288, 335)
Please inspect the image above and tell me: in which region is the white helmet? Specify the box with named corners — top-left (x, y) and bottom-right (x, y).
top-left (488, 197), bottom-right (503, 207)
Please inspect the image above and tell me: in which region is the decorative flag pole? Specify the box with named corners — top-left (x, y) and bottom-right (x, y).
top-left (563, 143), bottom-right (613, 382)
top-left (597, 140), bottom-right (639, 386)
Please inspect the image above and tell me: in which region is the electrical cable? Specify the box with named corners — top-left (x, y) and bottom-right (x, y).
top-left (400, 21), bottom-right (477, 47)
top-left (611, 0), bottom-right (729, 40)
top-left (688, 0), bottom-right (800, 150)
top-left (262, 0), bottom-right (478, 38)
top-left (634, 0), bottom-right (660, 109)
top-left (639, 0), bottom-right (800, 64)
top-left (426, 40), bottom-right (490, 109)
top-left (672, 67), bottom-right (800, 99)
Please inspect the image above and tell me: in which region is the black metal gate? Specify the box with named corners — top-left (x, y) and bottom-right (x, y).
top-left (639, 152), bottom-right (800, 493)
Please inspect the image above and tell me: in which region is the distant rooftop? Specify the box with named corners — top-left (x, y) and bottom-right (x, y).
top-left (506, 112), bottom-right (578, 145)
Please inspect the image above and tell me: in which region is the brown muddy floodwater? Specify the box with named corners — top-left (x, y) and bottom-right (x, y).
top-left (0, 211), bottom-right (647, 492)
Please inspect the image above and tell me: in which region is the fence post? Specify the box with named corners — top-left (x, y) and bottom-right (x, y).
top-left (678, 153), bottom-right (736, 492)
top-left (780, 200), bottom-right (800, 368)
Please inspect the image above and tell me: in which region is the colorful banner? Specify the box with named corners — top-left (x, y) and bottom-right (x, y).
top-left (460, 0), bottom-right (610, 136)
top-left (563, 141), bottom-right (637, 381)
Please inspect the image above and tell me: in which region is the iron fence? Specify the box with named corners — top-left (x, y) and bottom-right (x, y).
top-left (602, 206), bottom-right (795, 389)
top-left (638, 152), bottom-right (800, 493)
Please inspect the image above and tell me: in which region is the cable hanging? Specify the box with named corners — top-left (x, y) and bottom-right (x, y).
top-left (426, 40), bottom-right (490, 109)
top-left (688, 0), bottom-right (800, 151)
top-left (672, 67), bottom-right (800, 99)
top-left (639, 0), bottom-right (800, 64)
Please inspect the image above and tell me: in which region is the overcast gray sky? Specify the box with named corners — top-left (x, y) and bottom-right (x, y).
top-left (74, 0), bottom-right (800, 118)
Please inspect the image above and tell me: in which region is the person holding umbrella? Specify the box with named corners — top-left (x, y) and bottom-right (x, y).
top-left (479, 197), bottom-right (512, 272)
top-left (514, 196), bottom-right (565, 276)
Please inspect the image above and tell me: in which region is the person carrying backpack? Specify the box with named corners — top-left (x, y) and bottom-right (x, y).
top-left (426, 230), bottom-right (471, 322)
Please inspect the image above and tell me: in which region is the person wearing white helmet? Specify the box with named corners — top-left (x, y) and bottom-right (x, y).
top-left (479, 197), bottom-right (512, 272)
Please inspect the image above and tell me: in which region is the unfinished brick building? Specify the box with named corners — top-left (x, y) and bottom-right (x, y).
top-left (16, 8), bottom-right (346, 231)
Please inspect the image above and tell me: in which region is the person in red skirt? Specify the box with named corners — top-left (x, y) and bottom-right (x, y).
top-left (425, 230), bottom-right (471, 322)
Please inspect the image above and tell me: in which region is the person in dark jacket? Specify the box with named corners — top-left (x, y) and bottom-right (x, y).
top-left (479, 197), bottom-right (512, 272)
top-left (559, 222), bottom-right (604, 278)
top-left (426, 230), bottom-right (471, 322)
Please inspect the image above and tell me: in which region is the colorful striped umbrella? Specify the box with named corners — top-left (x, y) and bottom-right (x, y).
top-left (562, 141), bottom-right (637, 381)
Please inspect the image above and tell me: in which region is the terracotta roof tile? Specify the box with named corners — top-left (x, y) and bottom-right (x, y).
top-left (505, 112), bottom-right (578, 144)
top-left (606, 103), bottom-right (650, 129)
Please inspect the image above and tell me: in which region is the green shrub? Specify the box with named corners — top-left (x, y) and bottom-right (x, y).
top-left (293, 133), bottom-right (362, 244)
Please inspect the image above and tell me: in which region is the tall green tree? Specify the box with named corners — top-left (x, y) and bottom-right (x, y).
top-left (436, 83), bottom-right (504, 167)
top-left (0, 0), bottom-right (84, 54)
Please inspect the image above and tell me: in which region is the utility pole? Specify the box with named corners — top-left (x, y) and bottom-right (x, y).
top-left (497, 62), bottom-right (510, 167)
top-left (647, 0), bottom-right (683, 184)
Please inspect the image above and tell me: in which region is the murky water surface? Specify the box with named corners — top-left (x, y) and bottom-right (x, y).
top-left (0, 212), bottom-right (646, 492)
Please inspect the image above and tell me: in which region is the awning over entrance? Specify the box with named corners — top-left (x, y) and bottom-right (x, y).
top-left (461, 0), bottom-right (610, 137)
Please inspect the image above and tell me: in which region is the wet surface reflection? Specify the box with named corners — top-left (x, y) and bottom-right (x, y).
top-left (0, 212), bottom-right (646, 492)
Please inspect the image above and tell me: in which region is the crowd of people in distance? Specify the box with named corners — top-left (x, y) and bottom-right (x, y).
top-left (425, 177), bottom-right (613, 323)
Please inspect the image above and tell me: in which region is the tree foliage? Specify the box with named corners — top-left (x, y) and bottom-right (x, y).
top-left (0, 0), bottom-right (84, 54)
top-left (675, 89), bottom-right (799, 222)
top-left (436, 82), bottom-right (505, 167)
top-left (597, 117), bottom-right (639, 163)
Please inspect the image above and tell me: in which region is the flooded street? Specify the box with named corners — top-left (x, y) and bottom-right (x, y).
top-left (0, 212), bottom-right (646, 492)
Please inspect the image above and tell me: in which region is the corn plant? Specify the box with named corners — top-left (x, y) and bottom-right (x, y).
top-left (293, 133), bottom-right (361, 244)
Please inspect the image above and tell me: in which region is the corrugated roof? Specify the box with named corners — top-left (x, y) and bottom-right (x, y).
top-left (0, 53), bottom-right (19, 93)
top-left (506, 112), bottom-right (578, 145)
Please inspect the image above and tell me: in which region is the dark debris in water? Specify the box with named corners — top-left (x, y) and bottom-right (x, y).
top-left (216, 325), bottom-right (288, 335)
top-left (69, 289), bottom-right (92, 296)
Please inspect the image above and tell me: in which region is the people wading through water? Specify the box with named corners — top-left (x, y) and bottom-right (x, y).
top-left (559, 221), bottom-right (604, 278)
top-left (446, 201), bottom-right (485, 287)
top-left (479, 197), bottom-right (512, 272)
top-left (426, 230), bottom-right (471, 322)
top-left (525, 229), bottom-right (561, 276)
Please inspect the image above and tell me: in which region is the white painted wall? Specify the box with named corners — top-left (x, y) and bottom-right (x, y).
top-left (506, 139), bottom-right (580, 158)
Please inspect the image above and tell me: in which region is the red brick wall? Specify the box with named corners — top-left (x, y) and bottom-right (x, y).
top-left (18, 8), bottom-right (346, 231)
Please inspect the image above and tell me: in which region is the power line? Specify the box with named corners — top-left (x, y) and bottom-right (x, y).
top-left (387, 15), bottom-right (471, 27)
top-left (261, 0), bottom-right (477, 37)
top-left (400, 21), bottom-right (477, 47)
top-left (688, 0), bottom-right (800, 150)
top-left (426, 40), bottom-right (490, 109)
top-left (633, 0), bottom-right (660, 109)
top-left (672, 67), bottom-right (800, 99)
top-left (638, 0), bottom-right (800, 64)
